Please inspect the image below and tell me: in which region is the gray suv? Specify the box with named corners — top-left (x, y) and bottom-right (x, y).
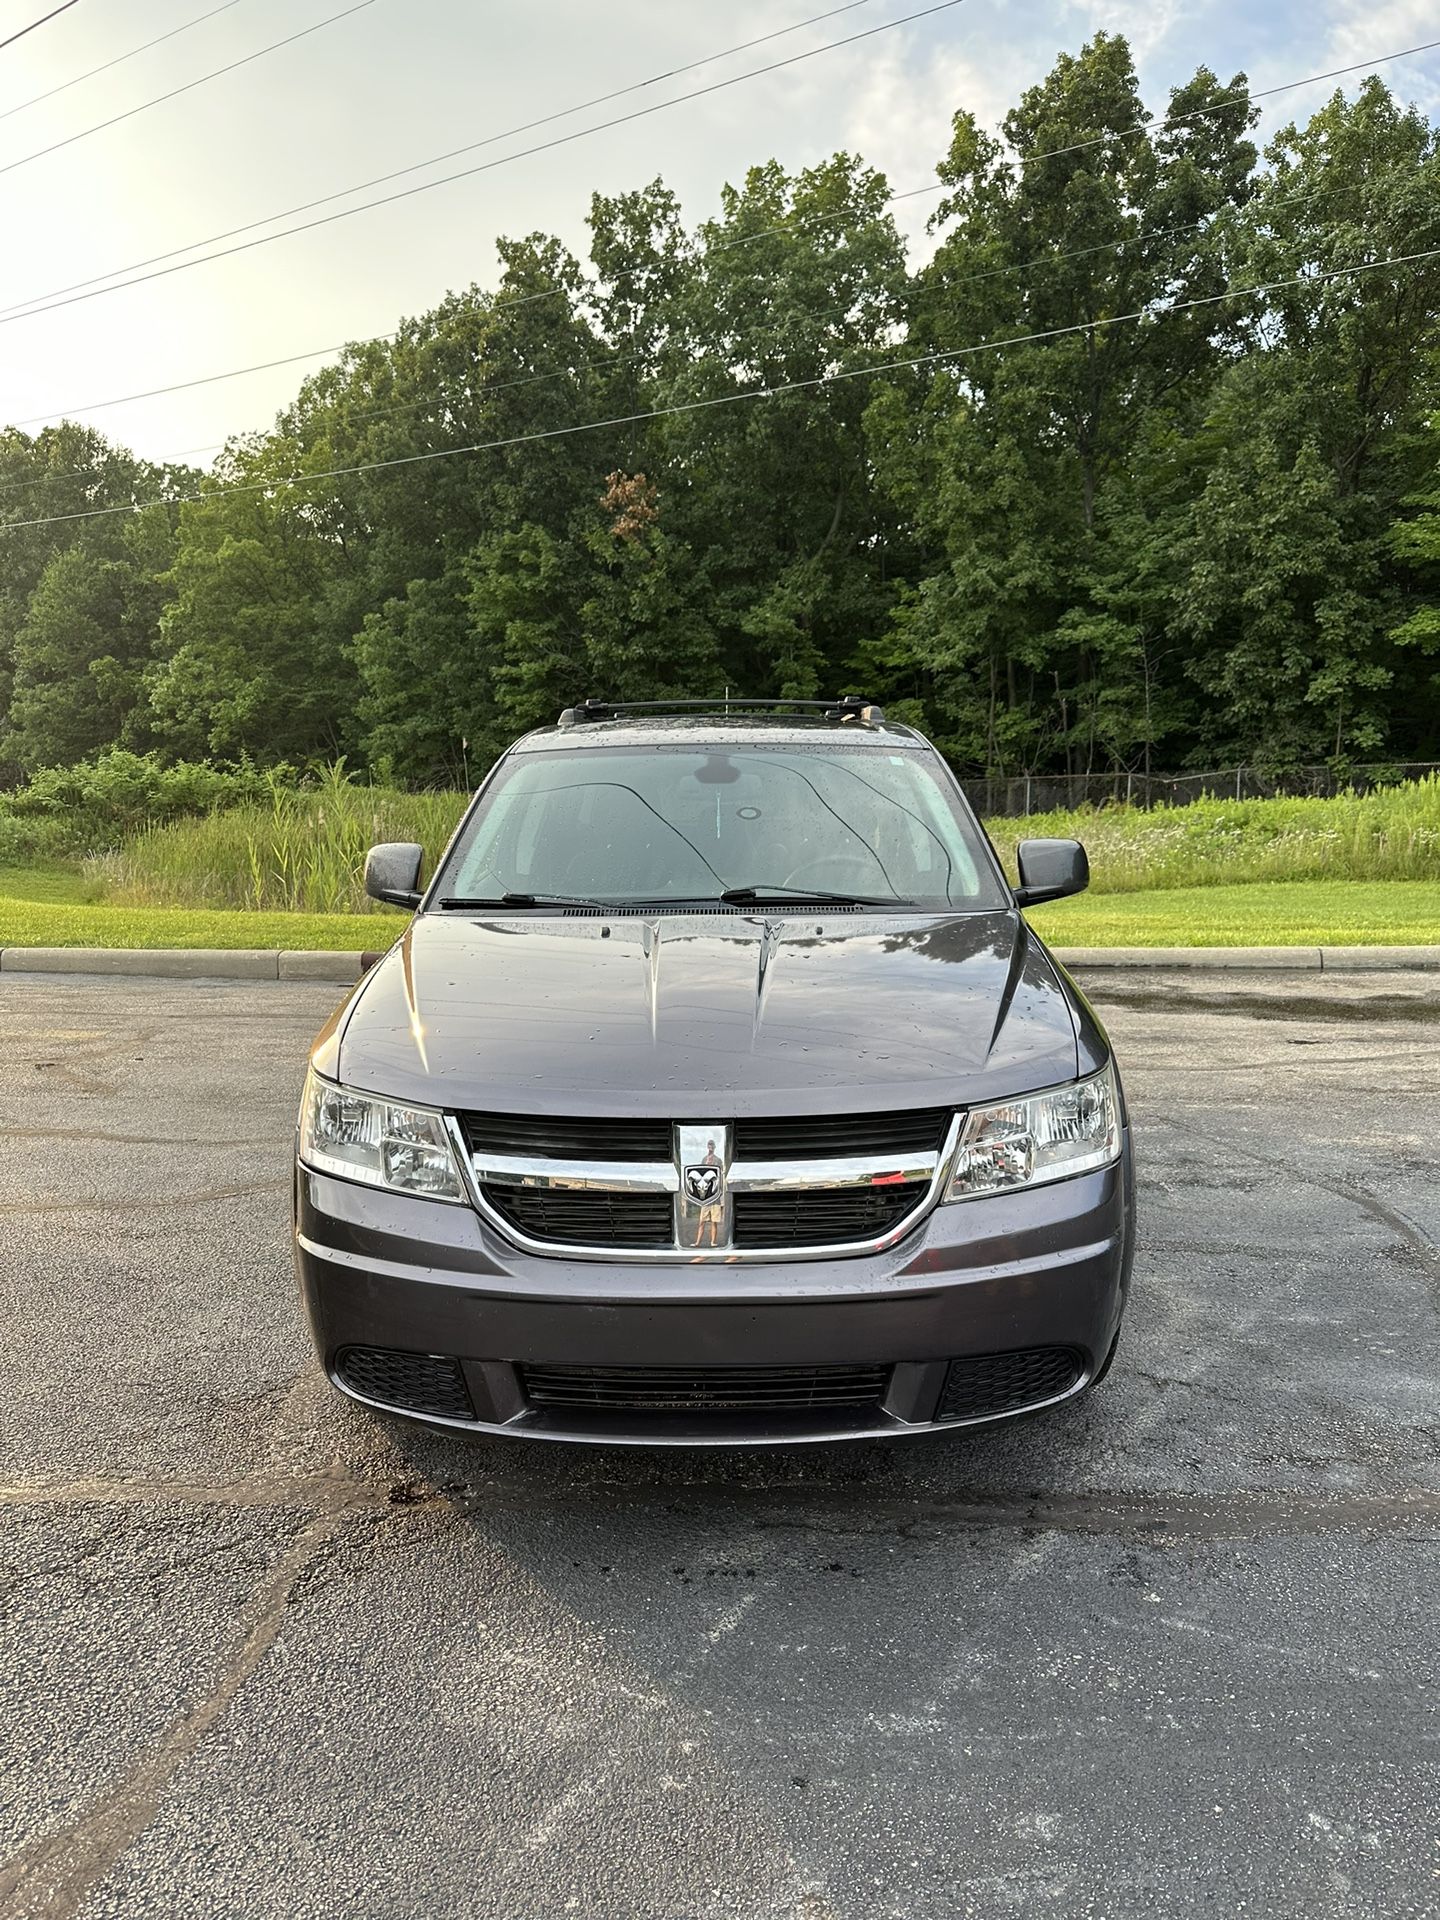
top-left (293, 698), bottom-right (1133, 1443)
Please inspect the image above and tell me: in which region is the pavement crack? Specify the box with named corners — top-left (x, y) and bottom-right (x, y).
top-left (747, 1486), bottom-right (1440, 1541)
top-left (5, 1475), bottom-right (1438, 1540)
top-left (1156, 1118), bottom-right (1440, 1290)
top-left (0, 1511), bottom-right (344, 1920)
top-left (0, 1468), bottom-right (390, 1514)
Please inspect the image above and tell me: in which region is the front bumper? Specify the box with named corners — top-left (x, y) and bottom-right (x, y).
top-left (294, 1135), bottom-right (1133, 1445)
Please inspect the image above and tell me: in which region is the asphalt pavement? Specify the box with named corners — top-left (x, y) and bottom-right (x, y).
top-left (1, 969), bottom-right (1436, 1919)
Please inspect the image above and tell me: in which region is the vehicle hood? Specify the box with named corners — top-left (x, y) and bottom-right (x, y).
top-left (332, 909), bottom-right (1084, 1118)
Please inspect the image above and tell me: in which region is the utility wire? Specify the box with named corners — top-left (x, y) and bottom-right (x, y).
top-left (7, 330), bottom-right (401, 429)
top-left (0, 0), bottom-right (969, 323)
top-left (4, 247), bottom-right (1435, 535)
top-left (7, 19), bottom-right (1436, 445)
top-left (3, 33), bottom-right (1431, 489)
top-left (0, 0), bottom-right (373, 177)
top-left (0, 1), bottom-right (77, 54)
top-left (6, 23), bottom-right (1433, 341)
top-left (0, 210), bottom-right (1205, 488)
top-left (0, 0), bottom-right (883, 320)
top-left (128, 207), bottom-right (1285, 445)
top-left (0, 0), bottom-right (248, 123)
top-left (1, 161), bottom-right (1422, 495)
top-left (661, 36), bottom-right (1440, 264)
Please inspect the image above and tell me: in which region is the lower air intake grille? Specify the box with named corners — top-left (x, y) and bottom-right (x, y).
top-left (936, 1347), bottom-right (1084, 1423)
top-left (520, 1364), bottom-right (891, 1414)
top-left (335, 1345), bottom-right (474, 1420)
top-left (732, 1181), bottom-right (929, 1248)
top-left (483, 1186), bottom-right (674, 1248)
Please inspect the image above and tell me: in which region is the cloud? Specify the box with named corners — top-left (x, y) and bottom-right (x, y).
top-left (1059, 0), bottom-right (1185, 64)
top-left (840, 34), bottom-right (1028, 252)
top-left (1319, 0), bottom-right (1440, 111)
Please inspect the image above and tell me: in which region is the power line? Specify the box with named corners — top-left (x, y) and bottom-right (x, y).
top-left (0, 160), bottom-right (1421, 494)
top-left (0, 0), bottom-right (886, 317)
top-left (0, 0), bottom-right (248, 123)
top-left (7, 25), bottom-right (1436, 448)
top-left (0, 210), bottom-right (1205, 489)
top-left (7, 330), bottom-right (401, 429)
top-left (0, 0), bottom-right (885, 323)
top-left (6, 22), bottom-right (1434, 351)
top-left (0, 0), bottom-right (374, 177)
top-left (4, 247), bottom-right (1435, 535)
top-left (6, 208), bottom-right (1232, 466)
top-left (0, 0), bottom-right (969, 324)
top-left (683, 35), bottom-right (1440, 261)
top-left (0, 1), bottom-right (78, 54)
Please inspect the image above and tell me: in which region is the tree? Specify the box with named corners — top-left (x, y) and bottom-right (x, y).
top-left (146, 476), bottom-right (348, 763)
top-left (870, 35), bottom-right (1260, 772)
top-left (1, 43), bottom-right (1437, 784)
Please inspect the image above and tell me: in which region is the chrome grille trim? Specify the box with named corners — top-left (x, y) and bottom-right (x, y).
top-left (474, 1155), bottom-right (678, 1193)
top-left (446, 1113), bottom-right (965, 1265)
top-left (727, 1153), bottom-right (939, 1192)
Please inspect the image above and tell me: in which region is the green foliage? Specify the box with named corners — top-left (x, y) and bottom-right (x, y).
top-left (0, 39), bottom-right (1437, 782)
top-left (0, 748), bottom-right (275, 858)
top-left (1389, 413), bottom-right (1440, 672)
top-left (90, 767), bottom-right (466, 914)
top-left (986, 775), bottom-right (1440, 890)
top-left (65, 771), bottom-right (1440, 916)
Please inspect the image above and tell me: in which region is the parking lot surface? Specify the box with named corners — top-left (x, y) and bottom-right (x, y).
top-left (1, 969), bottom-right (1436, 1919)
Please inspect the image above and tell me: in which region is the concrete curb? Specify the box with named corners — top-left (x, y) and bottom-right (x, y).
top-left (1, 944), bottom-right (1438, 981)
top-left (0, 947), bottom-right (373, 982)
top-left (1055, 946), bottom-right (1440, 971)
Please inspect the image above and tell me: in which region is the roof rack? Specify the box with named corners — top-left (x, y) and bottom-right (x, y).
top-left (556, 695), bottom-right (887, 727)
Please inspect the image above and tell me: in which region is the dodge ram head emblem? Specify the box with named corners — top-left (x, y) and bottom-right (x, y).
top-left (683, 1164), bottom-right (721, 1203)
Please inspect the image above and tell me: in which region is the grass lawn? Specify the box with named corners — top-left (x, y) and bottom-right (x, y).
top-left (0, 863), bottom-right (100, 906)
top-left (0, 867), bottom-right (404, 951)
top-left (1025, 880), bottom-right (1440, 947)
top-left (0, 871), bottom-right (1435, 950)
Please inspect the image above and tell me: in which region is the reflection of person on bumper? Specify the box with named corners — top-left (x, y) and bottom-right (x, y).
top-left (698, 1136), bottom-right (722, 1245)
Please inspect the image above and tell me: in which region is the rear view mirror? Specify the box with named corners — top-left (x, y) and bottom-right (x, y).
top-left (364, 842), bottom-right (425, 910)
top-left (1014, 838), bottom-right (1089, 908)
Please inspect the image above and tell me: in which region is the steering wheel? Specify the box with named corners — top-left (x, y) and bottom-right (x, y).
top-left (780, 854), bottom-right (891, 892)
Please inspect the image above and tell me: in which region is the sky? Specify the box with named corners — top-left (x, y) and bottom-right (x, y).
top-left (0, 0), bottom-right (1436, 468)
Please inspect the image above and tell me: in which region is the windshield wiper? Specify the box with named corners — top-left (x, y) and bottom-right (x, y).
top-left (438, 891), bottom-right (615, 909)
top-left (719, 885), bottom-right (911, 908)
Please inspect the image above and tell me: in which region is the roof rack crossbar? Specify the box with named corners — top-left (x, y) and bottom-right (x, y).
top-left (557, 695), bottom-right (886, 726)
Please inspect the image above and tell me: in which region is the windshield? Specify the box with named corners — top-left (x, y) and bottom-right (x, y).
top-left (434, 744), bottom-right (1007, 911)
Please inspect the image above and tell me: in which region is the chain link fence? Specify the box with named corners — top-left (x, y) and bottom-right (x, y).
top-left (961, 762), bottom-right (1440, 818)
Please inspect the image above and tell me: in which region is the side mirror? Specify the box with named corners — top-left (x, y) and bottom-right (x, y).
top-left (1014, 837), bottom-right (1089, 908)
top-left (364, 842), bottom-right (425, 910)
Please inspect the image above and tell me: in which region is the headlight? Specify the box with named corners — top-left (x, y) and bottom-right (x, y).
top-left (298, 1069), bottom-right (464, 1201)
top-left (945, 1061), bottom-right (1121, 1201)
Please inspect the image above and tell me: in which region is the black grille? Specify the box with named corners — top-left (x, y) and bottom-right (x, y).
top-left (520, 1364), bottom-right (891, 1413)
top-left (732, 1180), bottom-right (929, 1247)
top-left (483, 1185), bottom-right (674, 1247)
top-left (936, 1347), bottom-right (1085, 1422)
top-left (461, 1112), bottom-right (671, 1161)
top-left (734, 1108), bottom-right (950, 1159)
top-left (335, 1345), bottom-right (474, 1420)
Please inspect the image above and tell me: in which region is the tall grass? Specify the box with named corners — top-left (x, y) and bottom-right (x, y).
top-left (88, 768), bottom-right (466, 914)
top-left (87, 770), bottom-right (1440, 912)
top-left (984, 776), bottom-right (1440, 892)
